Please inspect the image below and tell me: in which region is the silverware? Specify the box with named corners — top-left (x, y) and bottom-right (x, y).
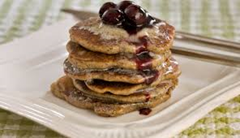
top-left (175, 31), bottom-right (240, 52)
top-left (61, 8), bottom-right (240, 68)
top-left (172, 47), bottom-right (240, 67)
top-left (62, 9), bottom-right (98, 20)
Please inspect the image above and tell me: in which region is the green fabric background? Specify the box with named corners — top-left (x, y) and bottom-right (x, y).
top-left (0, 0), bottom-right (239, 137)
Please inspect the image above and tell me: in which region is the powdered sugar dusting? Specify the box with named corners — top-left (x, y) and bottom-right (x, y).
top-left (77, 17), bottom-right (167, 40)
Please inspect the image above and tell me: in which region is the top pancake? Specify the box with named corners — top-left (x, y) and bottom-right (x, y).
top-left (69, 17), bottom-right (175, 55)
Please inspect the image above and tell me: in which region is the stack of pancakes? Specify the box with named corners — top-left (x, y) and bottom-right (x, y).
top-left (51, 17), bottom-right (181, 117)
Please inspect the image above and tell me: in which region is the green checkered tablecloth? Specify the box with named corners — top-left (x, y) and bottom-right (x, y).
top-left (0, 0), bottom-right (239, 137)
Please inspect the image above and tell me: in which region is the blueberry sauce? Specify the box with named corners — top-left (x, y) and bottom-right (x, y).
top-left (144, 93), bottom-right (151, 102)
top-left (122, 17), bottom-right (160, 35)
top-left (134, 36), bottom-right (149, 51)
top-left (134, 36), bottom-right (159, 84)
top-left (139, 108), bottom-right (152, 115)
top-left (99, 1), bottom-right (161, 85)
top-left (135, 51), bottom-right (152, 70)
top-left (141, 70), bottom-right (159, 84)
top-left (131, 36), bottom-right (159, 85)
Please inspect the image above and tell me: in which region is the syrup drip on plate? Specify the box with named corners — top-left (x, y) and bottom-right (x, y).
top-left (139, 108), bottom-right (152, 115)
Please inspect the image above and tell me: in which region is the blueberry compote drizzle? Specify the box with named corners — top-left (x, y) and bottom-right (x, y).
top-left (142, 70), bottom-right (159, 84)
top-left (129, 36), bottom-right (158, 86)
top-left (135, 51), bottom-right (152, 70)
top-left (99, 1), bottom-right (161, 115)
top-left (122, 17), bottom-right (159, 35)
top-left (99, 1), bottom-right (161, 83)
top-left (144, 93), bottom-right (151, 102)
top-left (134, 36), bottom-right (151, 69)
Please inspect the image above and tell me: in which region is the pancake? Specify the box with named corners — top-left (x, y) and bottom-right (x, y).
top-left (73, 79), bottom-right (177, 104)
top-left (69, 17), bottom-right (175, 55)
top-left (64, 58), bottom-right (164, 84)
top-left (64, 56), bottom-right (180, 84)
top-left (82, 59), bottom-right (181, 95)
top-left (67, 41), bottom-right (171, 70)
top-left (51, 76), bottom-right (172, 117)
top-left (50, 2), bottom-right (180, 117)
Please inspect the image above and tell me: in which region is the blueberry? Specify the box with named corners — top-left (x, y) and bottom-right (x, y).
top-left (99, 2), bottom-right (116, 18)
top-left (124, 4), bottom-right (149, 27)
top-left (102, 9), bottom-right (124, 25)
top-left (117, 1), bottom-right (133, 11)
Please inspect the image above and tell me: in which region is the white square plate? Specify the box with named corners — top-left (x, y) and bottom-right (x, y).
top-left (0, 18), bottom-right (240, 138)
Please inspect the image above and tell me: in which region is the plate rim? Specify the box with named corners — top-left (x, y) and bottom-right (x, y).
top-left (0, 73), bottom-right (239, 138)
top-left (1, 18), bottom-right (240, 138)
